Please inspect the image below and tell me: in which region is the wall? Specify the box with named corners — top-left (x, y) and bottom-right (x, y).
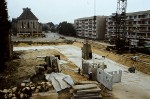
top-left (97, 68), bottom-right (113, 90)
top-left (108, 70), bottom-right (122, 83)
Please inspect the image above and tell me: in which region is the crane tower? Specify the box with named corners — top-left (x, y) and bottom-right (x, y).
top-left (115, 0), bottom-right (127, 53)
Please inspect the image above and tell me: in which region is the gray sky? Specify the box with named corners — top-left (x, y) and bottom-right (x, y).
top-left (7, 0), bottom-right (150, 24)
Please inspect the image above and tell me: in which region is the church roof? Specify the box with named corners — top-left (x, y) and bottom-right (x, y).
top-left (18, 8), bottom-right (38, 20)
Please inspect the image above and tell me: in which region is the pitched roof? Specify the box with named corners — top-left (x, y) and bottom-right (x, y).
top-left (18, 8), bottom-right (38, 20)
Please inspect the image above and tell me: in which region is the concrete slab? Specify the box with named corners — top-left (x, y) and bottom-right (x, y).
top-left (72, 94), bottom-right (102, 99)
top-left (78, 81), bottom-right (99, 85)
top-left (54, 74), bottom-right (70, 89)
top-left (45, 74), bottom-right (62, 92)
top-left (73, 93), bottom-right (100, 98)
top-left (72, 84), bottom-right (97, 91)
top-left (63, 75), bottom-right (74, 86)
top-left (76, 87), bottom-right (101, 95)
top-left (45, 73), bottom-right (73, 92)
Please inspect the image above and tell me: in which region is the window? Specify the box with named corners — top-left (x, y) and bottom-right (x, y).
top-left (28, 22), bottom-right (30, 28)
top-left (134, 16), bottom-right (137, 18)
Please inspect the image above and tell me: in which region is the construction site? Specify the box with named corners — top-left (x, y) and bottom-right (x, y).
top-left (0, 0), bottom-right (150, 99)
top-left (0, 31), bottom-right (149, 99)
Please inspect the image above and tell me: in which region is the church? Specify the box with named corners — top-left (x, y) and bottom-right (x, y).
top-left (12, 7), bottom-right (42, 37)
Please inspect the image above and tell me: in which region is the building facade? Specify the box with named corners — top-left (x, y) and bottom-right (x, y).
top-left (74, 16), bottom-right (107, 40)
top-left (12, 8), bottom-right (42, 37)
top-left (106, 10), bottom-right (150, 41)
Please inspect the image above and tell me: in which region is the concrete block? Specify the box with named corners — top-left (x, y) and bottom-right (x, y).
top-left (108, 70), bottom-right (122, 83)
top-left (97, 68), bottom-right (113, 90)
top-left (91, 68), bottom-right (97, 81)
top-left (82, 62), bottom-right (90, 74)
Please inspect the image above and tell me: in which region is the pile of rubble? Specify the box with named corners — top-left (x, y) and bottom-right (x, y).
top-left (70, 81), bottom-right (102, 99)
top-left (0, 81), bottom-right (53, 99)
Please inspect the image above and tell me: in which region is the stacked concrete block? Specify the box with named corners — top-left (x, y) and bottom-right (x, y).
top-left (71, 81), bottom-right (102, 99)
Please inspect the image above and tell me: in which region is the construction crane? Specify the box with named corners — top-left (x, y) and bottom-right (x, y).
top-left (114, 0), bottom-right (128, 54)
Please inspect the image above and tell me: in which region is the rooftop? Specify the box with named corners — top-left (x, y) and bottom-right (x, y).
top-left (18, 7), bottom-right (38, 20)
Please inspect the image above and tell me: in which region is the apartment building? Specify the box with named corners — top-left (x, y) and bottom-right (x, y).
top-left (106, 10), bottom-right (150, 41)
top-left (74, 16), bottom-right (107, 40)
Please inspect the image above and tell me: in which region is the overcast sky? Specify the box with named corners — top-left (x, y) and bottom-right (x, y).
top-left (6, 0), bottom-right (150, 24)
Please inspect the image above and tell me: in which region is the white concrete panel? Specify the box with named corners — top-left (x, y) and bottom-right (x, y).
top-left (97, 68), bottom-right (113, 90)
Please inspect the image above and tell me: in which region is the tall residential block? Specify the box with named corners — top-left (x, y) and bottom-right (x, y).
top-left (74, 16), bottom-right (107, 40)
top-left (106, 10), bottom-right (150, 40)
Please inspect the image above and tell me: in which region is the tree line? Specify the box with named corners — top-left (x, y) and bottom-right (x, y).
top-left (58, 21), bottom-right (76, 36)
top-left (42, 21), bottom-right (77, 37)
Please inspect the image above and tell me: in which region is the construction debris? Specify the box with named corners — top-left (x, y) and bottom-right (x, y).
top-left (0, 81), bottom-right (53, 99)
top-left (71, 81), bottom-right (102, 99)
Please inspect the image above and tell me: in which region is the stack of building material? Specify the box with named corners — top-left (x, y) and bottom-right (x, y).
top-left (71, 81), bottom-right (102, 99)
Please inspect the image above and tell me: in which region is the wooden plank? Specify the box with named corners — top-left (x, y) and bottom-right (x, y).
top-left (72, 84), bottom-right (97, 91)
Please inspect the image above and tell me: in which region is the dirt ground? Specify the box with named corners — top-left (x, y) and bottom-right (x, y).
top-left (0, 41), bottom-right (149, 99)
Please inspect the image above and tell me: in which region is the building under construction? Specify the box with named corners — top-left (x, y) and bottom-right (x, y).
top-left (106, 10), bottom-right (150, 41)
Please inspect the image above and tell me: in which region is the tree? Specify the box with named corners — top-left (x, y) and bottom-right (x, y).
top-left (58, 21), bottom-right (76, 36)
top-left (0, 0), bottom-right (12, 72)
top-left (47, 22), bottom-right (54, 28)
